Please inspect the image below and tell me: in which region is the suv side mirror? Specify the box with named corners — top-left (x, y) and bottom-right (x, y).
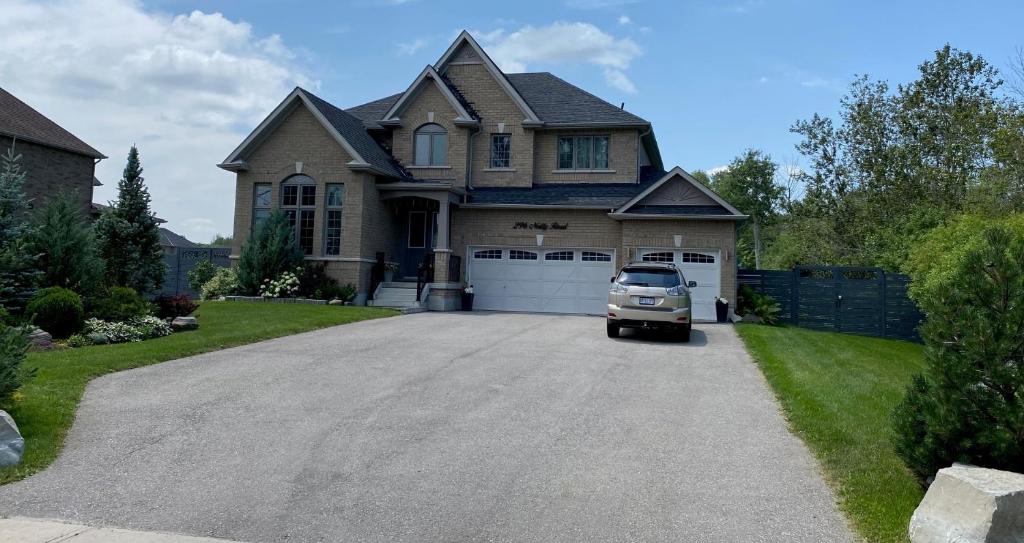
top-left (610, 276), bottom-right (616, 282)
top-left (688, 281), bottom-right (697, 288)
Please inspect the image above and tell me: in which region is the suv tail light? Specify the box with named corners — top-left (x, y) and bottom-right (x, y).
top-left (666, 285), bottom-right (685, 296)
top-left (610, 282), bottom-right (629, 293)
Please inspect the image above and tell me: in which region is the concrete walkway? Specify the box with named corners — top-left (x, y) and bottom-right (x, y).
top-left (0, 517), bottom-right (244, 542)
top-left (0, 313), bottom-right (854, 542)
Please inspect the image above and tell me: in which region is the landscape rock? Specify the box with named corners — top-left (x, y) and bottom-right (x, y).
top-left (26, 328), bottom-right (53, 350)
top-left (328, 299), bottom-right (344, 306)
top-left (910, 464), bottom-right (1024, 543)
top-left (170, 316), bottom-right (198, 331)
top-left (0, 410), bottom-right (24, 467)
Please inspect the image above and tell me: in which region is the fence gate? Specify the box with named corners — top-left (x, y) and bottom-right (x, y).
top-left (739, 266), bottom-right (922, 342)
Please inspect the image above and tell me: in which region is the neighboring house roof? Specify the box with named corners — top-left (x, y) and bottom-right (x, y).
top-left (219, 87), bottom-right (409, 179)
top-left (159, 227), bottom-right (198, 248)
top-left (90, 202), bottom-right (167, 224)
top-left (505, 73), bottom-right (649, 126)
top-left (0, 87), bottom-right (105, 159)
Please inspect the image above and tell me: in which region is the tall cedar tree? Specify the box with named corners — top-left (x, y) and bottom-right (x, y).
top-left (893, 227), bottom-right (1024, 482)
top-left (0, 142), bottom-right (40, 310)
top-left (95, 146), bottom-right (164, 294)
top-left (711, 150), bottom-right (782, 269)
top-left (28, 192), bottom-right (104, 295)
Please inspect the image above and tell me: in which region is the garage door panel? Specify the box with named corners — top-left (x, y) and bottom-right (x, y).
top-left (639, 248), bottom-right (722, 322)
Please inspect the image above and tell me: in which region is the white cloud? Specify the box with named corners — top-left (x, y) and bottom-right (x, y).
top-left (617, 15), bottom-right (631, 25)
top-left (396, 38), bottom-right (428, 56)
top-left (473, 23), bottom-right (642, 94)
top-left (0, 0), bottom-right (311, 242)
top-left (708, 165), bottom-right (730, 176)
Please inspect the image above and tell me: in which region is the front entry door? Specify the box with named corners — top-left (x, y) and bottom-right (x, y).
top-left (401, 211), bottom-right (434, 279)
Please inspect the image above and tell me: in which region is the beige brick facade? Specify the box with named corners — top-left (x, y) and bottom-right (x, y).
top-left (390, 83), bottom-right (466, 183)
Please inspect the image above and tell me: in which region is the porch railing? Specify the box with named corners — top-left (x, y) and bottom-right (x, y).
top-left (416, 251), bottom-right (434, 301)
top-left (448, 255), bottom-right (462, 283)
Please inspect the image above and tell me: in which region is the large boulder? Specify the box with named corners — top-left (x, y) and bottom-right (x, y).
top-left (26, 327), bottom-right (53, 350)
top-left (910, 464), bottom-right (1024, 543)
top-left (170, 316), bottom-right (198, 331)
top-left (0, 410), bottom-right (24, 467)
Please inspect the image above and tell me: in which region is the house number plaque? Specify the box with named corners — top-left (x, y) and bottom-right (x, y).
top-left (513, 221), bottom-right (568, 231)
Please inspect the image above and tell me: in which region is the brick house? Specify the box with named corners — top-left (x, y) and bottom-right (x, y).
top-left (220, 32), bottom-right (746, 320)
top-left (0, 87), bottom-right (105, 216)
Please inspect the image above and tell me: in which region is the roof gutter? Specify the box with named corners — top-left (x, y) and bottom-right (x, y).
top-left (607, 212), bottom-right (749, 221)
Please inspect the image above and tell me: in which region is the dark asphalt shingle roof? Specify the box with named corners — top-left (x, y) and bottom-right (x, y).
top-left (302, 89), bottom-right (408, 179)
top-left (467, 181), bottom-right (656, 208)
top-left (0, 87), bottom-right (105, 158)
top-left (159, 227), bottom-right (198, 248)
top-left (345, 93), bottom-right (402, 130)
top-left (623, 205), bottom-right (732, 216)
top-left (505, 72), bottom-right (649, 126)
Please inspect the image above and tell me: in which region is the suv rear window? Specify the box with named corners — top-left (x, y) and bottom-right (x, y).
top-left (617, 268), bottom-right (682, 288)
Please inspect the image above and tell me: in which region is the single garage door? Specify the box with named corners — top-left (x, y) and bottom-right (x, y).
top-left (638, 249), bottom-right (721, 322)
top-left (468, 247), bottom-right (615, 315)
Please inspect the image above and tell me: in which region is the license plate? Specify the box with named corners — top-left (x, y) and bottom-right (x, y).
top-left (638, 297), bottom-right (655, 305)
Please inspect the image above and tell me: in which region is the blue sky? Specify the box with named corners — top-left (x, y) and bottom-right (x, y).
top-left (2, 0), bottom-right (1022, 240)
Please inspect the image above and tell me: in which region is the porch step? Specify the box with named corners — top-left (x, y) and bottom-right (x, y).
top-left (369, 283), bottom-right (423, 309)
top-left (380, 281), bottom-right (418, 289)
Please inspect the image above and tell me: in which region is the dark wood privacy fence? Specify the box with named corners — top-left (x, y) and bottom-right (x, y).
top-left (737, 266), bottom-right (924, 342)
top-left (160, 247), bottom-right (231, 298)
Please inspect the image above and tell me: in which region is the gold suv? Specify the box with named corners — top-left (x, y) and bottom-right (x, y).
top-left (607, 262), bottom-right (695, 342)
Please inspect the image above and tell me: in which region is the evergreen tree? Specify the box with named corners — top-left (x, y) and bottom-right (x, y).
top-left (95, 146), bottom-right (165, 294)
top-left (236, 210), bottom-right (304, 295)
top-left (0, 142), bottom-right (40, 310)
top-left (28, 192), bottom-right (104, 295)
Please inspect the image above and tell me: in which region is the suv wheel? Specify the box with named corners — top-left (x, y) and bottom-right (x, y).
top-left (677, 323), bottom-right (691, 343)
top-left (606, 321), bottom-right (620, 338)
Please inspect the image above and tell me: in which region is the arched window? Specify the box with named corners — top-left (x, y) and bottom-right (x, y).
top-left (414, 123), bottom-right (447, 166)
top-left (280, 174), bottom-right (316, 255)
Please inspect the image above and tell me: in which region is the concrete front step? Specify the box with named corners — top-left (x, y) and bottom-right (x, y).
top-left (380, 282), bottom-right (417, 289)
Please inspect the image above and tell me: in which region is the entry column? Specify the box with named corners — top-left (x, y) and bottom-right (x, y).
top-left (432, 199), bottom-right (451, 283)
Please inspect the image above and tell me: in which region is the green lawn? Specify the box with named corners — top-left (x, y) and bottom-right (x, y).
top-left (0, 301), bottom-right (396, 485)
top-left (736, 324), bottom-right (927, 543)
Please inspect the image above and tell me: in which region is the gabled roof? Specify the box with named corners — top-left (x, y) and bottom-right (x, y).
top-left (159, 227), bottom-right (198, 248)
top-left (218, 87), bottom-right (407, 179)
top-left (505, 73), bottom-right (648, 126)
top-left (380, 65), bottom-right (479, 127)
top-left (434, 31), bottom-right (542, 125)
top-left (0, 87), bottom-right (105, 159)
top-left (612, 167), bottom-right (746, 220)
top-left (346, 93), bottom-right (403, 130)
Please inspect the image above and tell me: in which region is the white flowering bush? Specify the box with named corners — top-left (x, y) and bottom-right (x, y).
top-left (84, 316), bottom-right (172, 343)
top-left (259, 269), bottom-right (300, 298)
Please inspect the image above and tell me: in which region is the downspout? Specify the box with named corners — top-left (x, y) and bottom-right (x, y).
top-left (466, 125), bottom-right (480, 191)
top-left (636, 124), bottom-right (651, 184)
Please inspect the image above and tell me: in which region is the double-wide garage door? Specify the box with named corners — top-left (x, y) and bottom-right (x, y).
top-left (468, 247), bottom-right (615, 315)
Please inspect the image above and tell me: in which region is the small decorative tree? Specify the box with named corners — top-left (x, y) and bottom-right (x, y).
top-left (0, 142), bottom-right (40, 311)
top-left (95, 146), bottom-right (165, 294)
top-left (28, 192), bottom-right (104, 295)
top-left (236, 210), bottom-right (304, 295)
top-left (893, 226), bottom-right (1024, 482)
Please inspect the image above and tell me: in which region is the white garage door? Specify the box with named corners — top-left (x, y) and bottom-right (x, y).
top-left (638, 249), bottom-right (721, 322)
top-left (468, 247), bottom-right (615, 315)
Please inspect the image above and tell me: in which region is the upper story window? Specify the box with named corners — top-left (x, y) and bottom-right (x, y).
top-left (557, 135), bottom-right (610, 170)
top-left (323, 184), bottom-right (344, 256)
top-left (252, 183), bottom-right (272, 232)
top-left (281, 174), bottom-right (316, 255)
top-left (414, 123), bottom-right (448, 166)
top-left (490, 134), bottom-right (511, 168)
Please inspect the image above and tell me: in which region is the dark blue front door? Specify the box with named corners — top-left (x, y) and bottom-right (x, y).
top-left (401, 210), bottom-right (434, 278)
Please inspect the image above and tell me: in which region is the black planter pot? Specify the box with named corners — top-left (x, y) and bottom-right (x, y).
top-left (462, 292), bottom-right (475, 311)
top-left (715, 300), bottom-right (729, 323)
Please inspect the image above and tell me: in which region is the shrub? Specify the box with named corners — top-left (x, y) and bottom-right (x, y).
top-left (89, 286), bottom-right (152, 322)
top-left (337, 283), bottom-right (357, 303)
top-left (0, 325), bottom-right (32, 402)
top-left (27, 192), bottom-right (104, 295)
top-left (187, 260), bottom-right (217, 293)
top-left (66, 333), bottom-right (94, 348)
top-left (201, 267), bottom-right (239, 300)
top-left (736, 284), bottom-right (781, 325)
top-left (236, 210), bottom-right (303, 295)
top-left (154, 294), bottom-right (198, 319)
top-left (25, 286), bottom-right (84, 338)
top-left (260, 269), bottom-right (300, 298)
top-left (297, 261), bottom-right (341, 299)
top-left (893, 226), bottom-right (1024, 483)
top-left (84, 316), bottom-right (171, 343)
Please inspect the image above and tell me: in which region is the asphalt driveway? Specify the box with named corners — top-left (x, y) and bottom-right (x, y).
top-left (0, 313), bottom-right (853, 542)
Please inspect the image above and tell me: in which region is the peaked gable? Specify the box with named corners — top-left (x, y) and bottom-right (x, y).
top-left (434, 31), bottom-right (541, 125)
top-left (614, 167), bottom-right (746, 219)
top-left (380, 65), bottom-right (478, 127)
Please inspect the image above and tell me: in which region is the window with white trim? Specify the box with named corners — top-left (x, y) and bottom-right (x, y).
top-left (473, 249), bottom-right (503, 259)
top-left (582, 251), bottom-right (612, 262)
top-left (323, 184), bottom-right (344, 256)
top-left (557, 135), bottom-right (610, 169)
top-left (281, 174), bottom-right (315, 255)
top-left (641, 251), bottom-right (674, 263)
top-left (544, 250), bottom-right (575, 261)
top-left (680, 252), bottom-right (715, 263)
top-left (414, 123), bottom-right (448, 166)
top-left (490, 134), bottom-right (511, 168)
top-left (509, 249), bottom-right (538, 260)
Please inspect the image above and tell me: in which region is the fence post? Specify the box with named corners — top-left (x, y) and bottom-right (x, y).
top-left (790, 268), bottom-right (799, 325)
top-left (880, 270), bottom-right (888, 339)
